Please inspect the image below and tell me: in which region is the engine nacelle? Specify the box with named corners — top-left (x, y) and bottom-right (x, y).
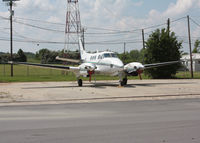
top-left (124, 62), bottom-right (144, 76)
top-left (79, 63), bottom-right (96, 71)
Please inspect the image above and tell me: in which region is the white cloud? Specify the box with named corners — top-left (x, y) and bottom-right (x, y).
top-left (163, 0), bottom-right (195, 17)
top-left (17, 0), bottom-right (54, 13)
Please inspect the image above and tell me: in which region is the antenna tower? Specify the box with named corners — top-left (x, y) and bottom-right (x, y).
top-left (64, 0), bottom-right (82, 52)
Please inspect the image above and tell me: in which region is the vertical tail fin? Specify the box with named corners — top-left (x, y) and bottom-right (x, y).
top-left (79, 37), bottom-right (86, 60)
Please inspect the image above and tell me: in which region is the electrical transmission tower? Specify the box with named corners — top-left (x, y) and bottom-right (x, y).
top-left (64, 0), bottom-right (82, 52)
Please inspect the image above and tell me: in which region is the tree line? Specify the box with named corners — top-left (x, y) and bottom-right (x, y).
top-left (0, 49), bottom-right (27, 63)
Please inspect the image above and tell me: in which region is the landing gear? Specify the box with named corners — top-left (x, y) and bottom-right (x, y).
top-left (78, 79), bottom-right (82, 87)
top-left (119, 78), bottom-right (128, 86)
top-left (123, 78), bottom-right (127, 85)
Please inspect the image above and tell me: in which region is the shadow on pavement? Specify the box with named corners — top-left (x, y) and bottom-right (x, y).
top-left (22, 80), bottom-right (196, 89)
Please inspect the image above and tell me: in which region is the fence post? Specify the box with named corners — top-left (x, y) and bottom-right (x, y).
top-left (3, 64), bottom-right (6, 76)
top-left (27, 66), bottom-right (29, 76)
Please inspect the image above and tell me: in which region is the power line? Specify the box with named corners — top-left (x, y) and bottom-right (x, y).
top-left (14, 17), bottom-right (65, 26)
top-left (190, 17), bottom-right (200, 27)
top-left (14, 20), bottom-right (65, 33)
top-left (171, 16), bottom-right (187, 23)
top-left (14, 16), bottom-right (125, 32)
top-left (0, 37), bottom-right (143, 45)
top-left (1, 15), bottom-right (191, 35)
top-left (0, 15), bottom-right (9, 20)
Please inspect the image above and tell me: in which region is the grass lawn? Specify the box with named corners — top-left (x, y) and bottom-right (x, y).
top-left (0, 64), bottom-right (199, 82)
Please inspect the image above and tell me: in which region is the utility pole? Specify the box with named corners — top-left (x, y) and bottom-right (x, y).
top-left (124, 42), bottom-right (126, 54)
top-left (82, 28), bottom-right (85, 50)
top-left (167, 18), bottom-right (170, 37)
top-left (142, 29), bottom-right (145, 64)
top-left (2, 0), bottom-right (20, 77)
top-left (142, 29), bottom-right (145, 50)
top-left (187, 15), bottom-right (194, 78)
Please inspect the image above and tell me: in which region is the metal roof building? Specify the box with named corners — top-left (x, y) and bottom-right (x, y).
top-left (181, 53), bottom-right (200, 71)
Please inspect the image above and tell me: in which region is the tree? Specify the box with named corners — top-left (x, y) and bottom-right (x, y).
top-left (192, 39), bottom-right (200, 53)
top-left (35, 49), bottom-right (61, 64)
top-left (17, 49), bottom-right (27, 62)
top-left (144, 28), bottom-right (182, 79)
top-left (118, 50), bottom-right (144, 64)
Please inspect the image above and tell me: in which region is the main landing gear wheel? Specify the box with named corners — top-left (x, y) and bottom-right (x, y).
top-left (78, 79), bottom-right (82, 87)
top-left (123, 78), bottom-right (127, 85)
top-left (119, 78), bottom-right (127, 86)
top-left (120, 78), bottom-right (128, 86)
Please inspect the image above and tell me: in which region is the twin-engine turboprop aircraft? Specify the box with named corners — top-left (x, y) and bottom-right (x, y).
top-left (11, 38), bottom-right (180, 86)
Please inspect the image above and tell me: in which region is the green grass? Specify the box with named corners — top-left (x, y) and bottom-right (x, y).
top-left (175, 71), bottom-right (200, 79)
top-left (1, 64), bottom-right (199, 82)
top-left (0, 64), bottom-right (76, 82)
top-left (27, 58), bottom-right (41, 63)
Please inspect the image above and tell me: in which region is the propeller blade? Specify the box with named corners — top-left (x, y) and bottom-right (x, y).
top-left (137, 69), bottom-right (143, 80)
top-left (89, 74), bottom-right (92, 82)
top-left (138, 73), bottom-right (142, 80)
top-left (88, 70), bottom-right (94, 82)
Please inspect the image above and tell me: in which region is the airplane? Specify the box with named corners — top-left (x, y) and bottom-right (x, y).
top-left (10, 37), bottom-right (180, 87)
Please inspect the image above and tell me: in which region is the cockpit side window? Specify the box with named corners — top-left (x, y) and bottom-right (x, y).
top-left (103, 53), bottom-right (111, 58)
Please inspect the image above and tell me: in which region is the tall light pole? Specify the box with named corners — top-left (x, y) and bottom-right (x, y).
top-left (2, 0), bottom-right (20, 77)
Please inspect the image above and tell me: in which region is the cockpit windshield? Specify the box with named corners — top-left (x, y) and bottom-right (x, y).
top-left (103, 53), bottom-right (118, 58)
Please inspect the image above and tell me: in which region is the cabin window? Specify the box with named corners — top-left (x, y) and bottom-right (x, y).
top-left (98, 55), bottom-right (101, 59)
top-left (90, 56), bottom-right (96, 60)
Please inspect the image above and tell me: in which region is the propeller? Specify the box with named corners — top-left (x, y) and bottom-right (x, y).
top-left (137, 69), bottom-right (143, 80)
top-left (88, 70), bottom-right (94, 82)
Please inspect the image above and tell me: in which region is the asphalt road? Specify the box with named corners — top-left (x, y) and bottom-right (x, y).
top-left (0, 99), bottom-right (200, 143)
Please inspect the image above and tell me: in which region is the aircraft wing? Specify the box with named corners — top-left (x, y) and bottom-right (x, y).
top-left (143, 61), bottom-right (180, 69)
top-left (11, 62), bottom-right (80, 72)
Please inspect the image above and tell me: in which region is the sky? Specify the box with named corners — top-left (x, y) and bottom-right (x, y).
top-left (0, 0), bottom-right (200, 54)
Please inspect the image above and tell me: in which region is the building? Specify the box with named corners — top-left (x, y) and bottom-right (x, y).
top-left (181, 53), bottom-right (200, 71)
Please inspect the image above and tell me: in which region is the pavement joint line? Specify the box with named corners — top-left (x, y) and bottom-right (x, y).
top-left (0, 93), bottom-right (200, 104)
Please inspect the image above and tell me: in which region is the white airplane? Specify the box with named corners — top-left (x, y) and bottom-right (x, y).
top-left (12, 38), bottom-right (180, 86)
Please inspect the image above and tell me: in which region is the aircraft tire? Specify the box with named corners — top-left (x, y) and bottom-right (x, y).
top-left (78, 79), bottom-right (83, 87)
top-left (120, 80), bottom-right (124, 86)
top-left (123, 78), bottom-right (127, 85)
